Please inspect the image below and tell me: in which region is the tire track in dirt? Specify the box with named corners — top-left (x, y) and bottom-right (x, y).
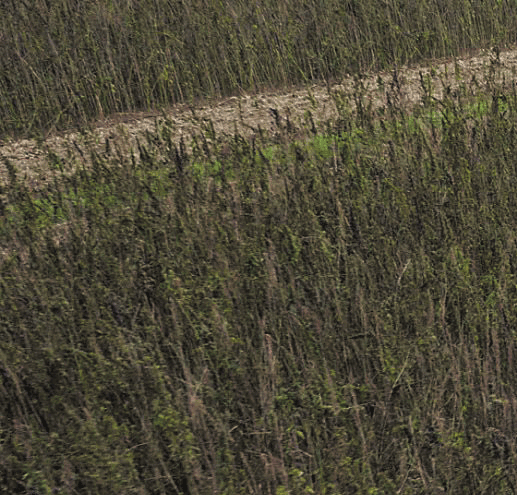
top-left (1, 47), bottom-right (517, 190)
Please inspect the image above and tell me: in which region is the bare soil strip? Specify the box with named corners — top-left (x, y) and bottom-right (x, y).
top-left (1, 48), bottom-right (517, 188)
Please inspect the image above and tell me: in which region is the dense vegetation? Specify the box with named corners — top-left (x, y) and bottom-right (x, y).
top-left (3, 62), bottom-right (517, 492)
top-left (3, 1), bottom-right (517, 494)
top-left (1, 0), bottom-right (517, 138)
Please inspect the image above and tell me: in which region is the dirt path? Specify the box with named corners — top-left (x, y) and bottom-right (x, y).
top-left (1, 47), bottom-right (517, 188)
